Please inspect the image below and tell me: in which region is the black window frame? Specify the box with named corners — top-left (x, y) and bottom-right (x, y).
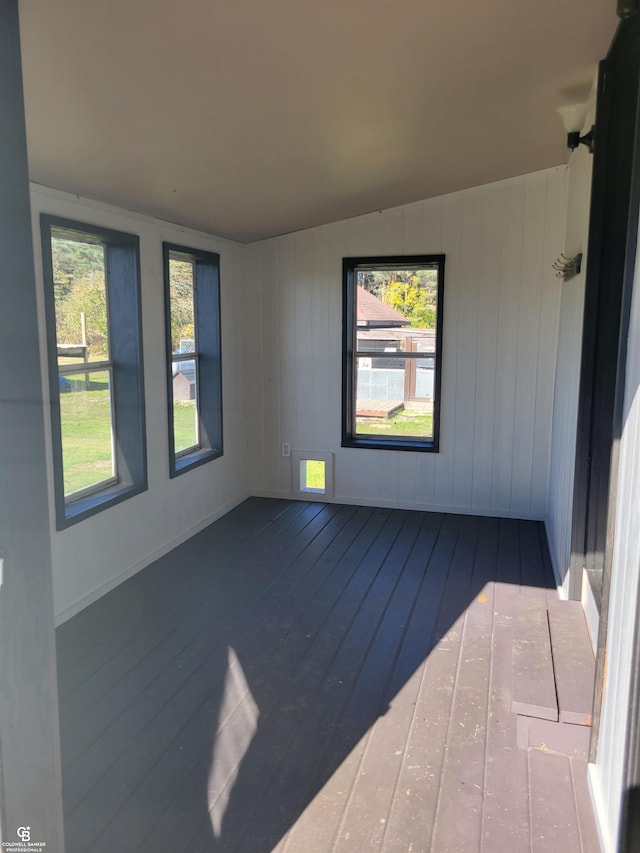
top-left (163, 242), bottom-right (223, 477)
top-left (41, 215), bottom-right (147, 529)
top-left (342, 254), bottom-right (445, 452)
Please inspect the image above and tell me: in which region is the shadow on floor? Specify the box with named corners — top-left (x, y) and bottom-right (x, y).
top-left (56, 498), bottom-right (556, 853)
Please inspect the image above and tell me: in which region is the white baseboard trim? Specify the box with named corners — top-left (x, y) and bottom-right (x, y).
top-left (55, 491), bottom-right (250, 625)
top-left (588, 762), bottom-right (613, 853)
top-left (56, 490), bottom-right (544, 624)
top-left (249, 489), bottom-right (545, 521)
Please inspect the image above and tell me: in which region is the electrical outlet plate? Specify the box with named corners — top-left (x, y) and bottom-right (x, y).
top-left (281, 442), bottom-right (291, 457)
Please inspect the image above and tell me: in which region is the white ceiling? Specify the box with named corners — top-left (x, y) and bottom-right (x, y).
top-left (18, 1), bottom-right (617, 243)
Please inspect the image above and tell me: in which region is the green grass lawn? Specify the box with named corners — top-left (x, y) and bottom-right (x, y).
top-left (304, 459), bottom-right (326, 490)
top-left (173, 401), bottom-right (198, 452)
top-left (60, 380), bottom-right (113, 495)
top-left (60, 379), bottom-right (200, 495)
top-left (356, 409), bottom-right (433, 439)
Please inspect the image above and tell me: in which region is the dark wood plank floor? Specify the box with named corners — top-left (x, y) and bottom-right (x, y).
top-left (56, 498), bottom-right (601, 853)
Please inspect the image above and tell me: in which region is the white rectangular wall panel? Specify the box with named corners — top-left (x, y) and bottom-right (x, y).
top-left (546, 88), bottom-right (596, 597)
top-left (249, 168), bottom-right (566, 519)
top-left (589, 217), bottom-right (640, 853)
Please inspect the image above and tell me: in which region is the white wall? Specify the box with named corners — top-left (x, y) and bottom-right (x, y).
top-left (34, 168), bottom-right (568, 618)
top-left (30, 185), bottom-right (252, 622)
top-left (546, 84), bottom-right (597, 600)
top-left (589, 218), bottom-right (640, 853)
top-left (546, 88), bottom-right (596, 599)
top-left (247, 168), bottom-right (566, 519)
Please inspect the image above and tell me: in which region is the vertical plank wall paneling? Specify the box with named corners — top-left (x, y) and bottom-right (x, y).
top-left (434, 192), bottom-right (461, 510)
top-left (245, 243), bottom-right (265, 488)
top-left (256, 239), bottom-right (280, 493)
top-left (450, 191), bottom-right (477, 511)
top-left (533, 171), bottom-right (568, 517)
top-left (491, 178), bottom-right (524, 510)
top-left (471, 186), bottom-right (500, 510)
top-left (545, 91), bottom-right (596, 594)
top-left (249, 168), bottom-right (566, 519)
top-left (589, 215), bottom-right (640, 853)
top-left (511, 177), bottom-right (546, 517)
top-left (278, 237), bottom-right (297, 494)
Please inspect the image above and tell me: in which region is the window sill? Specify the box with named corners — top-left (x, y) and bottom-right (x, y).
top-left (171, 446), bottom-right (223, 478)
top-left (342, 436), bottom-right (439, 453)
top-left (58, 480), bottom-right (147, 530)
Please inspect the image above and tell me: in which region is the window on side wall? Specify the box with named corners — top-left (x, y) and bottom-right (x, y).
top-left (342, 255), bottom-right (445, 452)
top-left (41, 215), bottom-right (147, 529)
top-left (163, 243), bottom-right (223, 476)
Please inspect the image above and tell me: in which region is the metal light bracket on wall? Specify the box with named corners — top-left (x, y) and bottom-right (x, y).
top-left (552, 252), bottom-right (583, 281)
top-left (567, 125), bottom-right (595, 153)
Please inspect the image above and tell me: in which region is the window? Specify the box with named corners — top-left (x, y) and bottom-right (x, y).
top-left (41, 216), bottom-right (147, 528)
top-left (163, 243), bottom-right (223, 476)
top-left (342, 255), bottom-right (445, 452)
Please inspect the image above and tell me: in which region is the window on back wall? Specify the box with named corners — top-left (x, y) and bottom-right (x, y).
top-left (40, 215), bottom-right (147, 529)
top-left (163, 243), bottom-right (223, 476)
top-left (342, 255), bottom-right (445, 452)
